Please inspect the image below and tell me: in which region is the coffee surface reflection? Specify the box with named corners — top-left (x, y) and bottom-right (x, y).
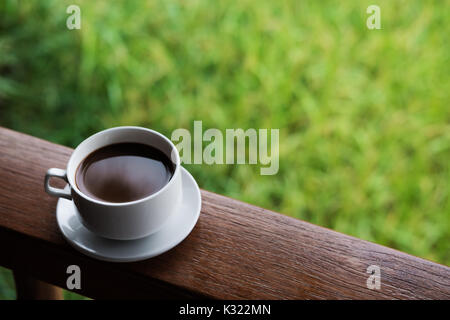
top-left (75, 143), bottom-right (174, 203)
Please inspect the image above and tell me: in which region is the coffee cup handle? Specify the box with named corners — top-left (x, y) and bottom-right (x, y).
top-left (44, 168), bottom-right (72, 200)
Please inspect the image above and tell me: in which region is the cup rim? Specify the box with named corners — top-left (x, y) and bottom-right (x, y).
top-left (67, 126), bottom-right (181, 207)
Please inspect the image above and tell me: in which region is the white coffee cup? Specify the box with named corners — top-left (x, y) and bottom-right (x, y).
top-left (44, 126), bottom-right (182, 240)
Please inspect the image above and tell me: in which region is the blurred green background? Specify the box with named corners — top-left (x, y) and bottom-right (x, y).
top-left (0, 0), bottom-right (449, 299)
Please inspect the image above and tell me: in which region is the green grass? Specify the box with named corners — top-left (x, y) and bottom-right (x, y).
top-left (0, 268), bottom-right (15, 299)
top-left (1, 0), bottom-right (449, 299)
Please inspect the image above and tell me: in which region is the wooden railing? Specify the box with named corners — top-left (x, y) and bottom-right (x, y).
top-left (0, 126), bottom-right (449, 299)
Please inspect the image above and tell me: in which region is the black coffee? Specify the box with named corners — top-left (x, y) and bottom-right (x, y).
top-left (75, 143), bottom-right (174, 203)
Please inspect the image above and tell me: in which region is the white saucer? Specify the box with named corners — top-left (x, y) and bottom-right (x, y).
top-left (56, 167), bottom-right (201, 262)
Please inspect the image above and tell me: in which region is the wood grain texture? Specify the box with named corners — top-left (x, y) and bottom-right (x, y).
top-left (0, 126), bottom-right (449, 299)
